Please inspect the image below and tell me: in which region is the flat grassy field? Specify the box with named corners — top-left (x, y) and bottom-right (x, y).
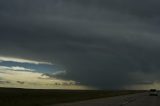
top-left (0, 88), bottom-right (145, 106)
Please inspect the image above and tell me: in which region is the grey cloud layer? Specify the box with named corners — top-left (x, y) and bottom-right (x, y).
top-left (1, 0), bottom-right (160, 89)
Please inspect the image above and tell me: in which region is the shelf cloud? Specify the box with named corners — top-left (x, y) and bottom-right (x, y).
top-left (1, 0), bottom-right (160, 89)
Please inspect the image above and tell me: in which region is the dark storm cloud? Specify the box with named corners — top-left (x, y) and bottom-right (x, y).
top-left (1, 0), bottom-right (160, 89)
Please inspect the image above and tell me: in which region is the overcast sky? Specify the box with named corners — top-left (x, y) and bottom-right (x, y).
top-left (1, 0), bottom-right (160, 89)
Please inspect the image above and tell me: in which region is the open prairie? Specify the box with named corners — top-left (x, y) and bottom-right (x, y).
top-left (0, 88), bottom-right (145, 106)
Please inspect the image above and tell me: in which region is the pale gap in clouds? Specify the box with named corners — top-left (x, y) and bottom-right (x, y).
top-left (0, 56), bottom-right (89, 89)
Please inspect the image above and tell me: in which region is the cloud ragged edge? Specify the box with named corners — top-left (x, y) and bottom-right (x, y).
top-left (0, 56), bottom-right (52, 65)
top-left (0, 66), bottom-right (35, 72)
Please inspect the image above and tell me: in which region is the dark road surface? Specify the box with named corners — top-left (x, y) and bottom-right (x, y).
top-left (51, 92), bottom-right (160, 106)
top-left (127, 94), bottom-right (160, 106)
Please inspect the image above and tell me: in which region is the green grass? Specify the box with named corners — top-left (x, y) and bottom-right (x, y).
top-left (0, 88), bottom-right (145, 106)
